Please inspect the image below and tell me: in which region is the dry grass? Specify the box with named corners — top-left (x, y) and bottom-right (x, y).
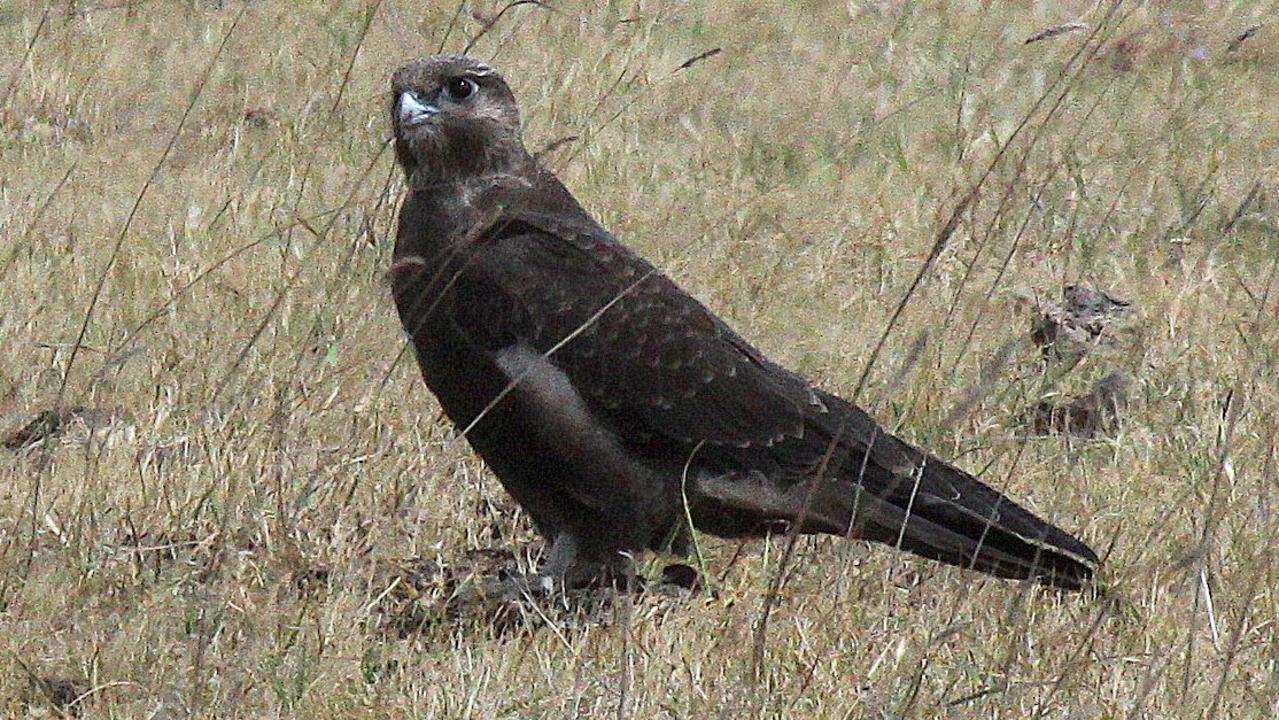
top-left (1, 0), bottom-right (1277, 716)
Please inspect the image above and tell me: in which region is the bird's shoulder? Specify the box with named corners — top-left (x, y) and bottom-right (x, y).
top-left (466, 217), bottom-right (830, 448)
top-left (401, 164), bottom-right (833, 450)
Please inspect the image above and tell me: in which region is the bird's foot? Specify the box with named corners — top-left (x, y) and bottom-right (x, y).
top-left (448, 563), bottom-right (637, 603)
top-left (375, 560), bottom-right (703, 637)
top-left (450, 570), bottom-right (556, 606)
top-left (445, 561), bottom-right (702, 614)
top-left (433, 570), bottom-right (594, 631)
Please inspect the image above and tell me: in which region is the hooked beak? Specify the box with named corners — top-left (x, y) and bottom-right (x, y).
top-left (397, 91), bottom-right (437, 129)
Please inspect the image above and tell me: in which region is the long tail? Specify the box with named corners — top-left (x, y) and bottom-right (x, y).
top-left (697, 396), bottom-right (1101, 590)
top-left (836, 451), bottom-right (1099, 590)
top-left (814, 397), bottom-right (1100, 590)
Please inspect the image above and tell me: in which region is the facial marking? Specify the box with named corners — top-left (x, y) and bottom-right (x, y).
top-left (390, 55), bottom-right (525, 183)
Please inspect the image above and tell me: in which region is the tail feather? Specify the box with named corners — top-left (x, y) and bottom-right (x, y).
top-left (835, 451), bottom-right (1099, 590)
top-left (692, 395), bottom-right (1100, 590)
top-left (690, 411), bottom-right (1099, 590)
top-left (849, 479), bottom-right (1097, 589)
top-left (808, 395), bottom-right (1101, 590)
top-left (694, 457), bottom-right (1099, 590)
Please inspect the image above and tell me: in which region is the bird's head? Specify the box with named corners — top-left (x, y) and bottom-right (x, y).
top-left (390, 55), bottom-right (526, 185)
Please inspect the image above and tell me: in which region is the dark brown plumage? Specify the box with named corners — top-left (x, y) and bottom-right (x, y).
top-left (388, 55), bottom-right (1100, 591)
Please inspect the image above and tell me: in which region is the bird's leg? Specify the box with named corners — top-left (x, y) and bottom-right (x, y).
top-left (449, 533), bottom-right (616, 608)
top-left (536, 532), bottom-right (590, 592)
top-left (440, 546), bottom-right (561, 614)
top-left (537, 532), bottom-right (639, 593)
top-left (540, 531), bottom-right (581, 579)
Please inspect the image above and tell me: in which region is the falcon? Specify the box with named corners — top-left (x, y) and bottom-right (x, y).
top-left (387, 55), bottom-right (1100, 592)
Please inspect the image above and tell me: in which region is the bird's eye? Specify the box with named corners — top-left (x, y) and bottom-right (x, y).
top-left (443, 77), bottom-right (477, 101)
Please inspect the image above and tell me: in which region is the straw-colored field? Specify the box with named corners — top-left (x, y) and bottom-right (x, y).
top-left (2, 1), bottom-right (1276, 716)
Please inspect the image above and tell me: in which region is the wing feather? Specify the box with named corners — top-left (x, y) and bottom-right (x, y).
top-left (445, 214), bottom-right (817, 449)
